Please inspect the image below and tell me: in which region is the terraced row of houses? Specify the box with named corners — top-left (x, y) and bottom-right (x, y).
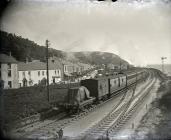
top-left (0, 54), bottom-right (94, 89)
top-left (0, 53), bottom-right (130, 89)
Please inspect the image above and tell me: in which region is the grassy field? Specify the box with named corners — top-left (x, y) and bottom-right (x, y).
top-left (155, 80), bottom-right (171, 139)
top-left (2, 83), bottom-right (80, 128)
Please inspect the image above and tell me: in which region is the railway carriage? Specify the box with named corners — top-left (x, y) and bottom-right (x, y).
top-left (108, 76), bottom-right (119, 94)
top-left (107, 74), bottom-right (127, 97)
top-left (119, 74), bottom-right (127, 88)
top-left (80, 77), bottom-right (109, 101)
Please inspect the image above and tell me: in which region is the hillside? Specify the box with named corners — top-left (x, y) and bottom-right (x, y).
top-left (74, 51), bottom-right (128, 65)
top-left (0, 30), bottom-right (128, 65)
top-left (0, 31), bottom-right (65, 62)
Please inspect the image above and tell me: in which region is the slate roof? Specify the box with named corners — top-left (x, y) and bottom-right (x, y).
top-left (18, 59), bottom-right (62, 71)
top-left (0, 54), bottom-right (18, 63)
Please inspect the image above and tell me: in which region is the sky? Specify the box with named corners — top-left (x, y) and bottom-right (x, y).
top-left (1, 0), bottom-right (171, 66)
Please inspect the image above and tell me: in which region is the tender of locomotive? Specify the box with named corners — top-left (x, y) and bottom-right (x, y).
top-left (60, 86), bottom-right (95, 112)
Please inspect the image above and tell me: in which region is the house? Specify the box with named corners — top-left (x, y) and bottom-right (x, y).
top-left (78, 63), bottom-right (94, 71)
top-left (107, 63), bottom-right (128, 70)
top-left (59, 60), bottom-right (74, 78)
top-left (107, 64), bottom-right (120, 70)
top-left (18, 59), bottom-right (62, 87)
top-left (50, 57), bottom-right (95, 81)
top-left (0, 53), bottom-right (18, 89)
top-left (73, 63), bottom-right (82, 74)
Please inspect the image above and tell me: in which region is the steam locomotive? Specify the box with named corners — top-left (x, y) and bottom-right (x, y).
top-left (60, 70), bottom-right (147, 112)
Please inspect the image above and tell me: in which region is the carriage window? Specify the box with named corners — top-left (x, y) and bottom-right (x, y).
top-left (100, 84), bottom-right (102, 90)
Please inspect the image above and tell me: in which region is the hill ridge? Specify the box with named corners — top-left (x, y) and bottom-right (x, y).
top-left (0, 30), bottom-right (128, 66)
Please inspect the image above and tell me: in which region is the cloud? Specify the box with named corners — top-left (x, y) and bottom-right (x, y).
top-left (1, 0), bottom-right (171, 65)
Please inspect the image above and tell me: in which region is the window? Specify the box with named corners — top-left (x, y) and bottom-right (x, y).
top-left (8, 63), bottom-right (12, 77)
top-left (53, 78), bottom-right (55, 83)
top-left (7, 63), bottom-right (11, 69)
top-left (23, 72), bottom-right (25, 77)
top-left (38, 71), bottom-right (40, 76)
top-left (8, 81), bottom-right (12, 88)
top-left (28, 71), bottom-right (31, 76)
top-left (42, 71), bottom-right (44, 76)
top-left (8, 70), bottom-right (11, 77)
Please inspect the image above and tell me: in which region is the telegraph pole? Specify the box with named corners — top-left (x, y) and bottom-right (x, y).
top-left (161, 57), bottom-right (167, 73)
top-left (0, 80), bottom-right (5, 136)
top-left (119, 60), bottom-right (122, 73)
top-left (46, 40), bottom-right (50, 102)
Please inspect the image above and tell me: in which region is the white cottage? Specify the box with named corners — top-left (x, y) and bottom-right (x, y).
top-left (18, 59), bottom-right (62, 87)
top-left (0, 53), bottom-right (18, 89)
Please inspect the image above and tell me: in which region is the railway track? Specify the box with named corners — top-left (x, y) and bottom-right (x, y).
top-left (12, 71), bottom-right (150, 139)
top-left (71, 70), bottom-right (155, 140)
top-left (19, 86), bottom-right (128, 139)
top-left (109, 78), bottom-right (156, 138)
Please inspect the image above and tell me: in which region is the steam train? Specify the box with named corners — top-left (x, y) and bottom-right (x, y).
top-left (60, 69), bottom-right (148, 112)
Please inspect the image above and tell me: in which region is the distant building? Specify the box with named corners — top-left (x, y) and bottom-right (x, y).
top-left (77, 63), bottom-right (93, 72)
top-left (0, 53), bottom-right (18, 89)
top-left (73, 63), bottom-right (82, 74)
top-left (107, 63), bottom-right (128, 70)
top-left (107, 64), bottom-right (119, 70)
top-left (63, 61), bottom-right (75, 75)
top-left (51, 57), bottom-right (95, 81)
top-left (18, 59), bottom-right (62, 87)
top-left (121, 64), bottom-right (128, 70)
